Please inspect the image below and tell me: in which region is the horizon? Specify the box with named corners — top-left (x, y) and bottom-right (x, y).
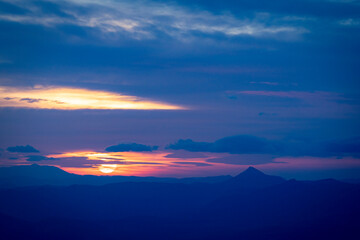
top-left (0, 163), bottom-right (358, 181)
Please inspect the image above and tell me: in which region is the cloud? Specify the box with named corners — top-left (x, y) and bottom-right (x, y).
top-left (7, 145), bottom-right (39, 153)
top-left (230, 91), bottom-right (343, 100)
top-left (166, 139), bottom-right (213, 152)
top-left (206, 154), bottom-right (276, 165)
top-left (26, 155), bottom-right (58, 161)
top-left (249, 81), bottom-right (280, 86)
top-left (324, 137), bottom-right (360, 157)
top-left (125, 161), bottom-right (162, 165)
top-left (167, 135), bottom-right (279, 154)
top-left (167, 135), bottom-right (360, 158)
top-left (172, 162), bottom-right (212, 167)
top-left (106, 143), bottom-right (158, 152)
top-left (46, 157), bottom-right (125, 168)
top-left (164, 151), bottom-right (208, 159)
top-left (338, 18), bottom-right (360, 26)
top-left (0, 85), bottom-right (184, 110)
top-left (225, 90), bottom-right (357, 118)
top-left (0, 0), bottom-right (307, 42)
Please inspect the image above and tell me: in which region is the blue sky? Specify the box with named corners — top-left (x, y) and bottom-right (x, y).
top-left (0, 0), bottom-right (359, 178)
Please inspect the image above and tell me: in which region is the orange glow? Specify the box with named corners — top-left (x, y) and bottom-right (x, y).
top-left (0, 85), bottom-right (185, 110)
top-left (43, 151), bottom-right (360, 177)
top-left (1, 149), bottom-right (359, 177)
top-left (47, 150), bottom-right (239, 177)
top-left (99, 164), bottom-right (117, 173)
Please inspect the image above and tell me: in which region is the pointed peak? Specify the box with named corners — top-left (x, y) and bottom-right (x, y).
top-left (245, 166), bottom-right (258, 171)
top-left (241, 166), bottom-right (265, 175)
top-left (228, 166), bottom-right (285, 187)
top-left (232, 166), bottom-right (266, 179)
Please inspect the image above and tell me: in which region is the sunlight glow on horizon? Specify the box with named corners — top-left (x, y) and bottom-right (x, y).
top-left (99, 164), bottom-right (118, 173)
top-left (0, 85), bottom-right (185, 110)
top-left (1, 150), bottom-right (359, 177)
top-left (47, 150), bottom-right (231, 176)
top-left (46, 151), bottom-right (360, 177)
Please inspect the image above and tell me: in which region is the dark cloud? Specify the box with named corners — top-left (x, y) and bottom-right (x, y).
top-left (166, 139), bottom-right (213, 152)
top-left (49, 157), bottom-right (125, 168)
top-left (106, 143), bottom-right (158, 152)
top-left (167, 135), bottom-right (280, 154)
top-left (164, 151), bottom-right (208, 159)
top-left (26, 155), bottom-right (58, 162)
top-left (125, 162), bottom-right (162, 165)
top-left (7, 145), bottom-right (39, 153)
top-left (206, 154), bottom-right (277, 165)
top-left (167, 135), bottom-right (360, 158)
top-left (20, 98), bottom-right (42, 103)
top-left (172, 162), bottom-right (212, 167)
top-left (323, 137), bottom-right (360, 157)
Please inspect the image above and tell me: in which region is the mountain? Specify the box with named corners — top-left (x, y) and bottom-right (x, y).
top-left (0, 164), bottom-right (73, 179)
top-left (340, 178), bottom-right (360, 184)
top-left (224, 166), bottom-right (286, 188)
top-left (0, 164), bottom-right (232, 188)
top-left (0, 168), bottom-right (359, 240)
top-left (0, 164), bottom-right (78, 188)
top-left (0, 167), bottom-right (359, 239)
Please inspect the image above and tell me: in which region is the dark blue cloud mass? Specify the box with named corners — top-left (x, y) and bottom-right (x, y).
top-left (167, 135), bottom-right (360, 158)
top-left (26, 155), bottom-right (58, 162)
top-left (206, 154), bottom-right (277, 165)
top-left (106, 143), bottom-right (158, 152)
top-left (324, 137), bottom-right (360, 157)
top-left (167, 135), bottom-right (279, 154)
top-left (7, 145), bottom-right (39, 153)
top-left (172, 162), bottom-right (212, 167)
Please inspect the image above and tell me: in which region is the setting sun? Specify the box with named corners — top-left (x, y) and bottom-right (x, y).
top-left (98, 164), bottom-right (118, 174)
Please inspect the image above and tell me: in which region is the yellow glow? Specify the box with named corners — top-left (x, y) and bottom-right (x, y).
top-left (99, 164), bottom-right (117, 173)
top-left (45, 150), bottom-right (245, 177)
top-left (0, 86), bottom-right (185, 110)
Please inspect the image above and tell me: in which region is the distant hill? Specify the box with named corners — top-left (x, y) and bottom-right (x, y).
top-left (0, 164), bottom-right (72, 178)
top-left (0, 164), bottom-right (232, 188)
top-left (340, 178), bottom-right (360, 184)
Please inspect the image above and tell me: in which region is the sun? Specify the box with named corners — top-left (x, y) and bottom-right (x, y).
top-left (98, 164), bottom-right (117, 174)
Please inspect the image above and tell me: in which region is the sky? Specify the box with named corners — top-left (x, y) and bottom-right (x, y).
top-left (0, 0), bottom-right (359, 179)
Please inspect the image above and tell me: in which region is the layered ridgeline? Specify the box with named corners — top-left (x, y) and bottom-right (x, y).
top-left (0, 164), bottom-right (232, 188)
top-left (0, 166), bottom-right (359, 240)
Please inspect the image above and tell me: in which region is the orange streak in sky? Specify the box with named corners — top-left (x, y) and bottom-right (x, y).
top-left (0, 85), bottom-right (186, 110)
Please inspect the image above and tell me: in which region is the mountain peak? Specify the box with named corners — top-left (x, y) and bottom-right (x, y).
top-left (239, 166), bottom-right (265, 176)
top-left (227, 166), bottom-right (285, 188)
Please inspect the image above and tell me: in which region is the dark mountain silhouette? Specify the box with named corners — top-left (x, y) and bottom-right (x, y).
top-left (0, 166), bottom-right (359, 240)
top-left (0, 164), bottom-right (232, 188)
top-left (0, 164), bottom-right (72, 178)
top-left (224, 166), bottom-right (285, 188)
top-left (340, 178), bottom-right (360, 184)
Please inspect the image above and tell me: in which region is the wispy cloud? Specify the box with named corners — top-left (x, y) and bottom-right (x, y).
top-left (0, 85), bottom-right (185, 110)
top-left (0, 0), bottom-right (307, 41)
top-left (230, 90), bottom-right (346, 101)
top-left (226, 90), bottom-right (357, 118)
top-left (338, 18), bottom-right (360, 26)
